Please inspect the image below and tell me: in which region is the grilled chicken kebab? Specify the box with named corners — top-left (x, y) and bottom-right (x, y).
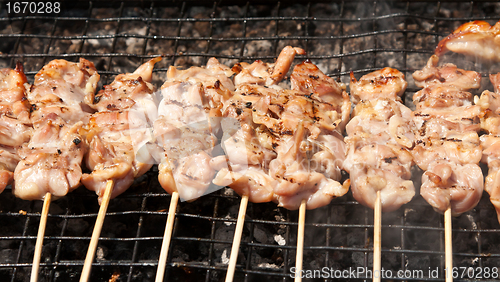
top-left (211, 46), bottom-right (350, 209)
top-left (412, 55), bottom-right (483, 216)
top-left (13, 59), bottom-right (99, 200)
top-left (0, 64), bottom-right (31, 193)
top-left (153, 57), bottom-right (234, 201)
top-left (435, 20), bottom-right (500, 62)
top-left (476, 73), bottom-right (500, 223)
top-left (82, 57), bottom-right (161, 203)
top-left (343, 68), bottom-right (416, 212)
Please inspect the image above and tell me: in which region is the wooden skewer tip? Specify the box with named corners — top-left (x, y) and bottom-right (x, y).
top-left (225, 194), bottom-right (249, 282)
top-left (79, 180), bottom-right (114, 282)
top-left (155, 191), bottom-right (180, 282)
top-left (294, 199), bottom-right (307, 282)
top-left (30, 192), bottom-right (52, 282)
top-left (445, 206), bottom-right (453, 282)
top-left (373, 190), bottom-right (382, 282)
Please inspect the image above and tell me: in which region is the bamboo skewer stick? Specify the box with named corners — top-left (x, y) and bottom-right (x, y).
top-left (30, 192), bottom-right (51, 282)
top-left (373, 190), bottom-right (382, 282)
top-left (224, 194), bottom-right (249, 282)
top-left (294, 199), bottom-right (307, 282)
top-left (445, 206), bottom-right (453, 282)
top-left (155, 191), bottom-right (180, 282)
top-left (80, 180), bottom-right (114, 282)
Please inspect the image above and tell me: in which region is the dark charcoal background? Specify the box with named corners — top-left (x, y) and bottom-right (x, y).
top-left (1, 1), bottom-right (500, 281)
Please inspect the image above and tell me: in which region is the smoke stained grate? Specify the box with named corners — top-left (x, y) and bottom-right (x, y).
top-left (1, 1), bottom-right (500, 281)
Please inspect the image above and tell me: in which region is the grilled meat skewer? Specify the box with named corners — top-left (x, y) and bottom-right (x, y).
top-left (212, 46), bottom-right (350, 210)
top-left (153, 57), bottom-right (234, 201)
top-left (13, 59), bottom-right (99, 200)
top-left (344, 68), bottom-right (416, 212)
top-left (412, 55), bottom-right (483, 216)
top-left (82, 57), bottom-right (161, 203)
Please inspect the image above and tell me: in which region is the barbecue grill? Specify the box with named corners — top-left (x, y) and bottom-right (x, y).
top-left (1, 1), bottom-right (500, 281)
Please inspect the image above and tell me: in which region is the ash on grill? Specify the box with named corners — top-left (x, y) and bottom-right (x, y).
top-left (1, 1), bottom-right (500, 282)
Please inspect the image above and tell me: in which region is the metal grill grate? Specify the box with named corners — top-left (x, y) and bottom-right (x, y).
top-left (1, 1), bottom-right (500, 281)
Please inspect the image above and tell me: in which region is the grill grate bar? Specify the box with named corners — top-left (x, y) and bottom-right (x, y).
top-left (5, 13), bottom-right (500, 24)
top-left (243, 204), bottom-right (255, 282)
top-left (10, 202), bottom-right (34, 282)
top-left (49, 207), bottom-right (70, 282)
top-left (282, 210), bottom-right (291, 282)
top-left (126, 196), bottom-right (148, 282)
top-left (104, 1), bottom-right (125, 84)
top-left (75, 1), bottom-right (92, 54)
top-left (40, 15), bottom-right (58, 67)
top-left (170, 1), bottom-right (187, 66)
top-left (8, 14), bottom-right (27, 68)
top-left (238, 2), bottom-right (250, 60)
top-left (205, 196), bottom-right (221, 282)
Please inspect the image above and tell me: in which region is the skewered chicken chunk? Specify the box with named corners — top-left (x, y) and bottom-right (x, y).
top-left (0, 64), bottom-right (31, 193)
top-left (154, 58), bottom-right (234, 201)
top-left (82, 57), bottom-right (161, 203)
top-left (13, 59), bottom-right (99, 200)
top-left (435, 20), bottom-right (500, 62)
top-left (412, 55), bottom-right (483, 216)
top-left (344, 68), bottom-right (416, 212)
top-left (476, 74), bottom-right (500, 222)
top-left (213, 46), bottom-right (349, 209)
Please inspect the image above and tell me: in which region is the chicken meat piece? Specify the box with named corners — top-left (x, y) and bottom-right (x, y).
top-left (344, 93), bottom-right (416, 211)
top-left (27, 58), bottom-right (99, 125)
top-left (13, 59), bottom-right (99, 200)
top-left (82, 57), bottom-right (161, 203)
top-left (435, 20), bottom-right (500, 62)
top-left (154, 59), bottom-right (234, 201)
top-left (412, 133), bottom-right (482, 171)
top-left (349, 67), bottom-right (407, 104)
top-left (269, 124), bottom-right (348, 210)
top-left (421, 160), bottom-right (483, 216)
top-left (475, 74), bottom-right (500, 135)
top-left (291, 61), bottom-right (350, 131)
top-left (0, 64), bottom-right (31, 193)
top-left (412, 55), bottom-right (481, 90)
top-left (232, 46), bottom-right (305, 87)
top-left (214, 47), bottom-right (348, 209)
top-left (411, 55), bottom-right (483, 215)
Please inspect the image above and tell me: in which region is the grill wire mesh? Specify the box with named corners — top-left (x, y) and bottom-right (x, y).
top-left (1, 1), bottom-right (500, 281)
